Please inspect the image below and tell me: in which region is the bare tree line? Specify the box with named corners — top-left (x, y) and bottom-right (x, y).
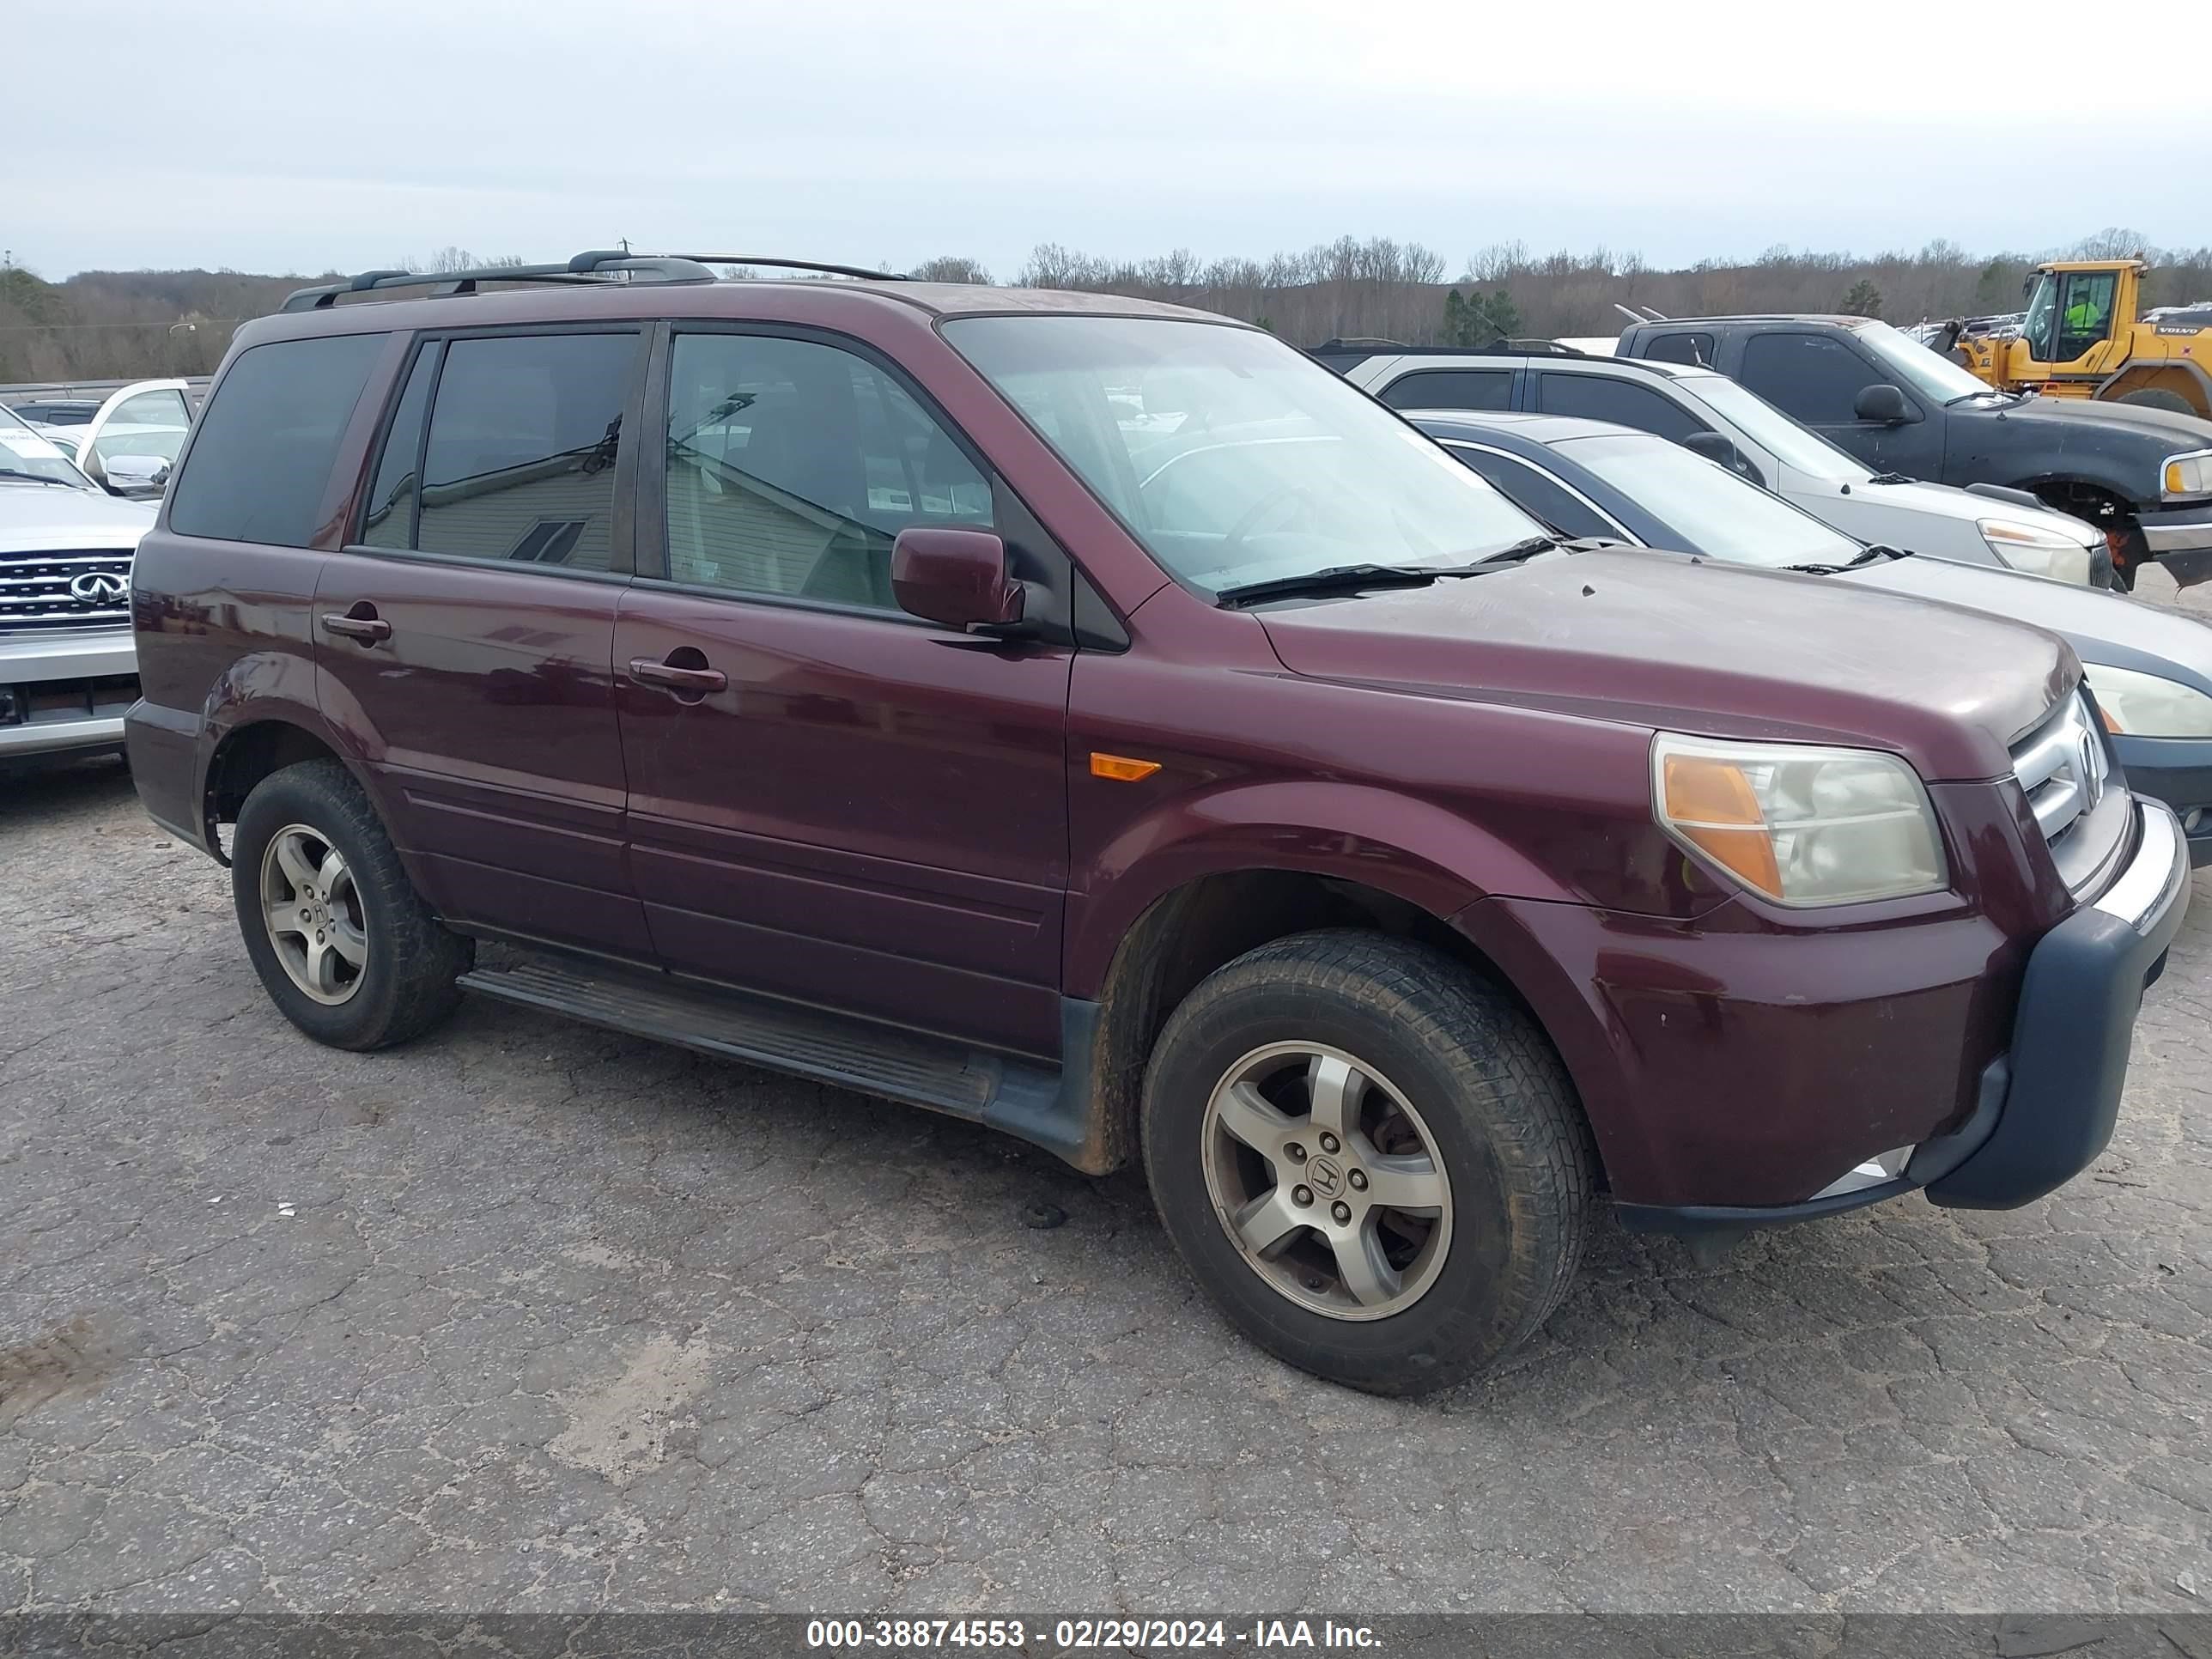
top-left (8, 228), bottom-right (2212, 384)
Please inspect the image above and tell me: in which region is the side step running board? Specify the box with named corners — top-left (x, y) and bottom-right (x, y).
top-left (458, 957), bottom-right (1104, 1170)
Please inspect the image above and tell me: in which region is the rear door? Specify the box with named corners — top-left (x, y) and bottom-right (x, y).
top-left (614, 325), bottom-right (1074, 1057)
top-left (314, 326), bottom-right (653, 959)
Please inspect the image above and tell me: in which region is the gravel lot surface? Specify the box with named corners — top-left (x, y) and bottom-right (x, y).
top-left (3, 586), bottom-right (2208, 1615)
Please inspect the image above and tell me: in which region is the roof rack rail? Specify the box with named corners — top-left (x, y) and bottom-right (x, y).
top-left (281, 249), bottom-right (723, 313)
top-left (279, 247), bottom-right (904, 313)
top-left (658, 253), bottom-right (909, 282)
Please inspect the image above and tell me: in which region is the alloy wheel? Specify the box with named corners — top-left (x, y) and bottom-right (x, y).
top-left (1200, 1041), bottom-right (1454, 1321)
top-left (258, 823), bottom-right (368, 1006)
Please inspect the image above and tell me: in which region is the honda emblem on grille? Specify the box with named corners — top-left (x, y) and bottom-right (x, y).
top-left (68, 572), bottom-right (127, 605)
top-left (2078, 731), bottom-right (2104, 811)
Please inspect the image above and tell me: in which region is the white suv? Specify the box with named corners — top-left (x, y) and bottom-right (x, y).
top-left (0, 405), bottom-right (153, 763)
top-left (1339, 348), bottom-right (2110, 586)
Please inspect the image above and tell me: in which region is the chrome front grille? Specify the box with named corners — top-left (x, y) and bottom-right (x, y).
top-left (0, 550), bottom-right (135, 632)
top-left (2012, 692), bottom-right (2110, 844)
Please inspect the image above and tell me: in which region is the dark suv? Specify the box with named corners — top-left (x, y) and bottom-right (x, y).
top-left (127, 251), bottom-right (2190, 1395)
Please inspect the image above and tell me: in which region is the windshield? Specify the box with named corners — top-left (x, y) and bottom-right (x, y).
top-left (1851, 319), bottom-right (2002, 404)
top-left (0, 405), bottom-right (95, 487)
top-left (1670, 374), bottom-right (1874, 482)
top-left (943, 316), bottom-right (1543, 594)
top-left (1553, 432), bottom-right (1862, 569)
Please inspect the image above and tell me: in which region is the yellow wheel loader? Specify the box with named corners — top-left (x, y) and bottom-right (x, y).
top-left (1939, 260), bottom-right (2212, 418)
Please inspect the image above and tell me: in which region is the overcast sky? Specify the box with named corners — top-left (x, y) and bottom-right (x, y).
top-left (13, 0), bottom-right (2204, 281)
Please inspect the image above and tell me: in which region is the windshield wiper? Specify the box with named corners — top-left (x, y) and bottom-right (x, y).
top-left (1214, 562), bottom-right (1489, 607)
top-left (1479, 535), bottom-right (1561, 564)
top-left (1865, 471), bottom-right (1914, 485)
top-left (1784, 544), bottom-right (1912, 575)
top-left (0, 467), bottom-right (76, 488)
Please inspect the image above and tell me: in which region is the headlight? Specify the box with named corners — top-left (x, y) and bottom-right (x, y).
top-left (2084, 663), bottom-right (2212, 738)
top-left (2164, 450), bottom-right (2212, 500)
top-left (1978, 518), bottom-right (2096, 586)
top-left (1653, 733), bottom-right (1948, 906)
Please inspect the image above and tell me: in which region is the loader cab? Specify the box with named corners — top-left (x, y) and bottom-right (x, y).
top-left (2020, 263), bottom-right (2132, 370)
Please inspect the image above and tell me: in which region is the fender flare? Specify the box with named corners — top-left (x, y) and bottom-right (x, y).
top-left (193, 657), bottom-right (382, 860)
top-left (1062, 779), bottom-right (1580, 998)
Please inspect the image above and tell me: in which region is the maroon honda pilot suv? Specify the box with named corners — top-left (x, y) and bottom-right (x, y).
top-left (126, 251), bottom-right (2189, 1395)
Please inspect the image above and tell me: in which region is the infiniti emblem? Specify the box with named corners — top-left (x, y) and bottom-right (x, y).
top-left (69, 572), bottom-right (128, 605)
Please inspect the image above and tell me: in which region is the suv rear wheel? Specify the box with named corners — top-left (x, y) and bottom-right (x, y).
top-left (1141, 930), bottom-right (1592, 1395)
top-left (231, 758), bottom-right (472, 1049)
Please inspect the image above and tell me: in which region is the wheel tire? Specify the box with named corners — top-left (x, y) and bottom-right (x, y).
top-left (2115, 387), bottom-right (2197, 416)
top-left (1141, 929), bottom-right (1593, 1396)
top-left (231, 758), bottom-right (472, 1050)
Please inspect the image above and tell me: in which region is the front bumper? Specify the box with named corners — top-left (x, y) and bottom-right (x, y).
top-left (2111, 732), bottom-right (2212, 866)
top-left (1615, 799), bottom-right (2191, 1231)
top-left (0, 628), bottom-right (137, 760)
top-left (2140, 503), bottom-right (2212, 587)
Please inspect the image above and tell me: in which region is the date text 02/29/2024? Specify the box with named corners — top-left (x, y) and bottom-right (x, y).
top-left (805, 1618), bottom-right (1383, 1650)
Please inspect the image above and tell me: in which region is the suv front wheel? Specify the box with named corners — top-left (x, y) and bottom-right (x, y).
top-left (1141, 930), bottom-right (1592, 1395)
top-left (230, 758), bottom-right (472, 1050)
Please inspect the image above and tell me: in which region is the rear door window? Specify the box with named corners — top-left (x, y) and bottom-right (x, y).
top-left (167, 334), bottom-right (384, 545)
top-left (1533, 372), bottom-right (1708, 442)
top-left (361, 331), bottom-right (641, 572)
top-left (1739, 333), bottom-right (1881, 425)
top-left (1378, 368), bottom-right (1513, 412)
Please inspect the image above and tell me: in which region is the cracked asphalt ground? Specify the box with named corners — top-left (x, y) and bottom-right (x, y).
top-left (4, 643), bottom-right (2209, 1614)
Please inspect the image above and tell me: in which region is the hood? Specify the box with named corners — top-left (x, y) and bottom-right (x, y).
top-left (0, 483), bottom-right (155, 553)
top-left (1842, 554), bottom-right (2212, 691)
top-left (1983, 392), bottom-right (2212, 448)
top-left (1255, 548), bottom-right (2072, 781)
top-left (1856, 473), bottom-right (2099, 541)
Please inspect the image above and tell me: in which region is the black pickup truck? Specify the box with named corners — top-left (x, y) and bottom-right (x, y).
top-left (1614, 313), bottom-right (2212, 589)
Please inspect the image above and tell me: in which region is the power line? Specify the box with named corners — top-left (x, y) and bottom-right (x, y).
top-left (0, 318), bottom-right (248, 333)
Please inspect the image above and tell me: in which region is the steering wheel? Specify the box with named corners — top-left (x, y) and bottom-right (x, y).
top-left (1215, 487), bottom-right (1321, 566)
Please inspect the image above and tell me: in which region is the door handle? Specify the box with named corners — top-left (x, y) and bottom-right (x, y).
top-left (628, 656), bottom-right (728, 696)
top-left (319, 611), bottom-right (392, 643)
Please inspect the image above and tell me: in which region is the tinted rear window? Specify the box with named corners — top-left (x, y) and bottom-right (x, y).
top-left (1379, 368), bottom-right (1513, 412)
top-left (168, 334), bottom-right (383, 545)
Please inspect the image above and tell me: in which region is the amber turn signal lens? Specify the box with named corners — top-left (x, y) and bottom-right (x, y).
top-left (1660, 753), bottom-right (1783, 897)
top-left (1091, 752), bottom-right (1162, 782)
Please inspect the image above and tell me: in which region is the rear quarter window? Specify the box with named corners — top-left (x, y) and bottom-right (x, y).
top-left (1379, 368), bottom-right (1513, 412)
top-left (167, 334), bottom-right (384, 546)
top-left (1640, 332), bottom-right (1716, 368)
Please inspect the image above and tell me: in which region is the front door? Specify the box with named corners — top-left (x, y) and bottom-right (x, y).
top-left (1736, 330), bottom-right (1946, 478)
top-left (315, 327), bottom-right (653, 958)
top-left (614, 326), bottom-right (1073, 1057)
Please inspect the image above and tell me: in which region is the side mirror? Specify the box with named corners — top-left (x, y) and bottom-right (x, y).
top-left (1853, 383), bottom-right (1918, 425)
top-left (100, 454), bottom-right (172, 497)
top-left (1683, 431), bottom-right (1768, 489)
top-left (890, 526), bottom-right (1024, 631)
